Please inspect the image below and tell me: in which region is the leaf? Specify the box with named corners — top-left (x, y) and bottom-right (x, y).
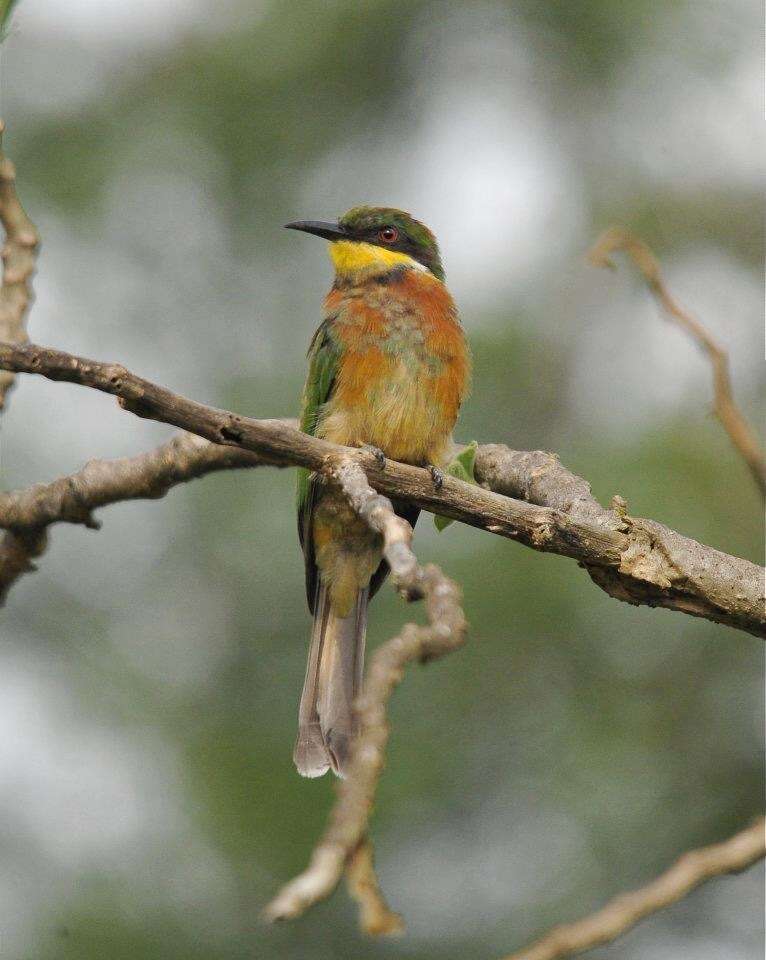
top-left (434, 441), bottom-right (478, 532)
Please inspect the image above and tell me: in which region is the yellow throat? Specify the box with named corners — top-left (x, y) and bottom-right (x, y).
top-left (329, 240), bottom-right (426, 280)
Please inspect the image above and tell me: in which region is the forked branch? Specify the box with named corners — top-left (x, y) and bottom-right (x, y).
top-left (264, 455), bottom-right (466, 927)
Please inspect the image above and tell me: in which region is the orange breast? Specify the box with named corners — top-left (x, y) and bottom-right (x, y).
top-left (317, 270), bottom-right (471, 465)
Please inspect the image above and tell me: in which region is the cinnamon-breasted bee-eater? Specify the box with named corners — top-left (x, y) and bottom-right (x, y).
top-left (286, 206), bottom-right (471, 778)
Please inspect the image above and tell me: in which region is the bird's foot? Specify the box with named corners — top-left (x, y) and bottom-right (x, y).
top-left (428, 464), bottom-right (445, 489)
top-left (361, 444), bottom-right (386, 469)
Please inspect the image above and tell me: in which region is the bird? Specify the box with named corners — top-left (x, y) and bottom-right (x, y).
top-left (286, 206), bottom-right (471, 778)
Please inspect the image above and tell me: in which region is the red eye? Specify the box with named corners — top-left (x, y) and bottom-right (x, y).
top-left (378, 226), bottom-right (398, 243)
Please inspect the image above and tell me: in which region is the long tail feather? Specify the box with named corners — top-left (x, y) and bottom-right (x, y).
top-left (317, 587), bottom-right (368, 777)
top-left (294, 584), bottom-right (332, 778)
top-left (294, 584), bottom-right (368, 778)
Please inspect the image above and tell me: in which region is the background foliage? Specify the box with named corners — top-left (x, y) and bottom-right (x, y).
top-left (1, 2), bottom-right (763, 957)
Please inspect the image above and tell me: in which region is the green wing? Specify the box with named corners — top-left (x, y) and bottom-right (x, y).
top-left (297, 319), bottom-right (341, 513)
top-left (297, 320), bottom-right (342, 610)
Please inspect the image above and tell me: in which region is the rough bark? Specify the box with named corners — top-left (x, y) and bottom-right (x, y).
top-left (0, 122), bottom-right (39, 408)
top-left (1, 340), bottom-right (763, 636)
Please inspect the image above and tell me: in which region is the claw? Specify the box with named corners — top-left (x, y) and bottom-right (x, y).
top-left (428, 465), bottom-right (445, 489)
top-left (362, 444), bottom-right (386, 469)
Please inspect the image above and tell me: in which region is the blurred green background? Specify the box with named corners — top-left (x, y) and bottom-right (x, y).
top-left (1, 2), bottom-right (763, 958)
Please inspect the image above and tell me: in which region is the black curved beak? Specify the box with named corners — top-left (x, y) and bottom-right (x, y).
top-left (284, 220), bottom-right (348, 241)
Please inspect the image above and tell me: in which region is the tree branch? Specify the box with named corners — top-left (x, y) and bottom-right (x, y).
top-left (1, 119), bottom-right (760, 956)
top-left (0, 429), bottom-right (280, 529)
top-left (0, 429), bottom-right (463, 931)
top-left (0, 431), bottom-right (283, 603)
top-left (472, 445), bottom-right (766, 636)
top-left (589, 227), bottom-right (766, 496)
top-left (0, 341), bottom-right (763, 636)
top-left (0, 121), bottom-right (40, 409)
top-left (501, 817), bottom-right (766, 960)
top-left (264, 455), bottom-right (466, 925)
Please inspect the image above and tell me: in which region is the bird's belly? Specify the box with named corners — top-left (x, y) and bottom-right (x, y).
top-left (319, 355), bottom-right (456, 465)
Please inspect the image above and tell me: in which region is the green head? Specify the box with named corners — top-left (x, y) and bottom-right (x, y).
top-left (286, 205), bottom-right (445, 281)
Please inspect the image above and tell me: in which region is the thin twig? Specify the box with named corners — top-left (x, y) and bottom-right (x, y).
top-left (264, 456), bottom-right (466, 925)
top-left (345, 836), bottom-right (404, 937)
top-left (589, 227), bottom-right (766, 496)
top-left (1, 340), bottom-right (763, 636)
top-left (0, 120), bottom-right (40, 408)
top-left (501, 817), bottom-right (766, 960)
